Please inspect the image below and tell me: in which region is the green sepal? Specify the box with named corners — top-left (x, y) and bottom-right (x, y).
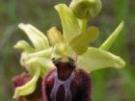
top-left (18, 23), bottom-right (49, 51)
top-left (13, 67), bottom-right (40, 98)
top-left (55, 4), bottom-right (80, 42)
top-left (78, 47), bottom-right (125, 72)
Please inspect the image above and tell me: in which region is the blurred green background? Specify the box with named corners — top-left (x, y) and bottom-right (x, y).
top-left (0, 0), bottom-right (135, 101)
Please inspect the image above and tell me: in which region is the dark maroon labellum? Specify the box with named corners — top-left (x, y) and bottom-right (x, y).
top-left (12, 58), bottom-right (91, 101)
top-left (42, 58), bottom-right (91, 101)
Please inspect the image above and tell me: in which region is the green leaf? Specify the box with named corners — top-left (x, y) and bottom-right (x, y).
top-left (55, 4), bottom-right (80, 42)
top-left (18, 23), bottom-right (49, 51)
top-left (70, 26), bottom-right (99, 55)
top-left (78, 47), bottom-right (125, 72)
top-left (100, 21), bottom-right (124, 50)
top-left (13, 67), bottom-right (40, 98)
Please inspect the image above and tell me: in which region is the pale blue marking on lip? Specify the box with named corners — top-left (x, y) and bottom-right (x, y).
top-left (50, 71), bottom-right (75, 101)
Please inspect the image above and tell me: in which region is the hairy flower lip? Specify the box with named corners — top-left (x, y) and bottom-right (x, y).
top-left (42, 68), bottom-right (92, 101)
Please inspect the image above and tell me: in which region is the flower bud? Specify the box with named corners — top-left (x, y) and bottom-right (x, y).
top-left (70, 0), bottom-right (102, 19)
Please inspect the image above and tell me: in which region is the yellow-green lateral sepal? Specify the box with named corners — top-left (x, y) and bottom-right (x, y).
top-left (55, 4), bottom-right (80, 42)
top-left (100, 21), bottom-right (124, 50)
top-left (13, 67), bottom-right (40, 98)
top-left (78, 47), bottom-right (125, 73)
top-left (70, 26), bottom-right (99, 55)
top-left (18, 23), bottom-right (49, 51)
top-left (70, 0), bottom-right (102, 19)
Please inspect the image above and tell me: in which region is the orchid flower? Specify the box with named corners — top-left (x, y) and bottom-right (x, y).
top-left (13, 0), bottom-right (125, 100)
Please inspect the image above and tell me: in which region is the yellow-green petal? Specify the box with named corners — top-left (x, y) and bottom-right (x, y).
top-left (70, 26), bottom-right (99, 55)
top-left (47, 27), bottom-right (64, 45)
top-left (78, 47), bottom-right (125, 73)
